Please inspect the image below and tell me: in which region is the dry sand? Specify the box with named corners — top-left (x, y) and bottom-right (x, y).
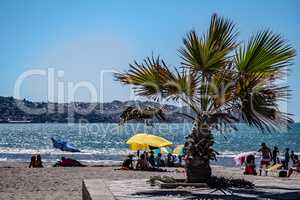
top-left (0, 162), bottom-right (299, 200)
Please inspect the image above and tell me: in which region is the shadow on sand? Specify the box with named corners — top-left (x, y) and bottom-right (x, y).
top-left (133, 185), bottom-right (300, 200)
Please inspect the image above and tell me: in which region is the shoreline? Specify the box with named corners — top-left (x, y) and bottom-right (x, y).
top-left (0, 156), bottom-right (240, 168)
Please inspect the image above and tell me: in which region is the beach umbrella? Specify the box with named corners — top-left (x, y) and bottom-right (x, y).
top-left (173, 144), bottom-right (184, 156)
top-left (126, 133), bottom-right (172, 150)
top-left (234, 151), bottom-right (257, 166)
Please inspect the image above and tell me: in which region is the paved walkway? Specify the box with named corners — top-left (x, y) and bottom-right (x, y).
top-left (105, 177), bottom-right (300, 200)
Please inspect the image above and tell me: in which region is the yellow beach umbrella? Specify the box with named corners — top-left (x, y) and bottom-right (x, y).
top-left (126, 133), bottom-right (173, 150)
top-left (173, 144), bottom-right (184, 155)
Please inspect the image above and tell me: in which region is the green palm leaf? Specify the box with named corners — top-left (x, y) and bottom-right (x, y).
top-left (179, 14), bottom-right (238, 74)
top-left (235, 30), bottom-right (296, 74)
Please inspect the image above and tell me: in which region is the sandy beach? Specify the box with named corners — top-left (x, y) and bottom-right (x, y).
top-left (0, 161), bottom-right (299, 200)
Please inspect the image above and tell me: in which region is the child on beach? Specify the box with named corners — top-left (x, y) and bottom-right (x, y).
top-left (258, 143), bottom-right (272, 176)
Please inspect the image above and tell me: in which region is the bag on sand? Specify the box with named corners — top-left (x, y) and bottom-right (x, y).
top-left (279, 170), bottom-right (287, 177)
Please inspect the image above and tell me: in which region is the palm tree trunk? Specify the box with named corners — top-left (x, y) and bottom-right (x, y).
top-left (185, 121), bottom-right (215, 183)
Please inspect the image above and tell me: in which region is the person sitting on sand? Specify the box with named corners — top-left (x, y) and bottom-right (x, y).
top-left (53, 157), bottom-right (85, 167)
top-left (166, 153), bottom-right (174, 167)
top-left (155, 153), bottom-right (164, 168)
top-left (288, 155), bottom-right (300, 177)
top-left (148, 151), bottom-right (155, 167)
top-left (258, 143), bottom-right (272, 176)
top-left (29, 155), bottom-right (37, 168)
top-left (36, 154), bottom-right (44, 168)
top-left (122, 155), bottom-right (134, 170)
top-left (136, 154), bottom-right (150, 170)
top-left (244, 154), bottom-right (257, 175)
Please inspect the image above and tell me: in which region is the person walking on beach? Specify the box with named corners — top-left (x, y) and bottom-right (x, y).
top-left (284, 148), bottom-right (290, 169)
top-left (258, 143), bottom-right (272, 176)
top-left (272, 146), bottom-right (279, 165)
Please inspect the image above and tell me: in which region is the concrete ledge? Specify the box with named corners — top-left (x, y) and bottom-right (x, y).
top-left (82, 179), bottom-right (115, 200)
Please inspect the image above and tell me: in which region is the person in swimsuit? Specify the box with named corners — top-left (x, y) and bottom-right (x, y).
top-left (258, 143), bottom-right (272, 176)
top-left (136, 154), bottom-right (150, 170)
top-left (29, 155), bottom-right (37, 168)
top-left (36, 154), bottom-right (44, 168)
top-left (288, 155), bottom-right (300, 177)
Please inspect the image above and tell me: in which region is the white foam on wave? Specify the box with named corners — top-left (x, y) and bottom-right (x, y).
top-left (0, 147), bottom-right (131, 156)
top-left (1, 147), bottom-right (299, 159)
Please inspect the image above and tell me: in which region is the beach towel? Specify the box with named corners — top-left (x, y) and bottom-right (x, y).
top-left (266, 164), bottom-right (283, 172)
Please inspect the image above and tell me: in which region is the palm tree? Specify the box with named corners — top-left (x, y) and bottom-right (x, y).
top-left (114, 14), bottom-right (296, 183)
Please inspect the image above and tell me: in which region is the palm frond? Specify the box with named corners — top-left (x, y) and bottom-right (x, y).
top-left (238, 83), bottom-right (293, 132)
top-left (114, 56), bottom-right (171, 100)
top-left (235, 30), bottom-right (296, 75)
top-left (207, 13), bottom-right (238, 52)
top-left (179, 14), bottom-right (237, 74)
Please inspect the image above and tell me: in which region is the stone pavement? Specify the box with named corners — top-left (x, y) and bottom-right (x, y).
top-left (83, 176), bottom-right (300, 200)
top-left (105, 177), bottom-right (300, 200)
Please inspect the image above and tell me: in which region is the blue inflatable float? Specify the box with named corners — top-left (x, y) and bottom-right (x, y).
top-left (51, 137), bottom-right (80, 152)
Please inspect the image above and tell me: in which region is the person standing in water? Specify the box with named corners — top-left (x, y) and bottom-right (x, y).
top-left (258, 143), bottom-right (272, 176)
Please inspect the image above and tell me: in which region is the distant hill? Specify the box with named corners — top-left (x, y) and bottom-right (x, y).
top-left (0, 96), bottom-right (192, 123)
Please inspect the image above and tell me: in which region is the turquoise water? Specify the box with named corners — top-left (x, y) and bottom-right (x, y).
top-left (0, 123), bottom-right (299, 166)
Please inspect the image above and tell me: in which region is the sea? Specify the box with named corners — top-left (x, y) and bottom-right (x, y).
top-left (0, 123), bottom-right (299, 167)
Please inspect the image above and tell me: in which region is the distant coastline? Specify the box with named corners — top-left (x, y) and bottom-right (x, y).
top-left (0, 96), bottom-right (192, 123)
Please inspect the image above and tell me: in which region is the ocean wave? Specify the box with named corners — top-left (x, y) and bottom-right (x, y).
top-left (1, 147), bottom-right (299, 160)
top-left (0, 147), bottom-right (131, 156)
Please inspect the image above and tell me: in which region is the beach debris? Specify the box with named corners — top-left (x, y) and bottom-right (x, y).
top-left (147, 175), bottom-right (254, 194)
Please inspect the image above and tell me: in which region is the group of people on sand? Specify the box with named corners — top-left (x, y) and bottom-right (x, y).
top-left (29, 155), bottom-right (85, 168)
top-left (29, 155), bottom-right (43, 168)
top-left (244, 142), bottom-right (300, 177)
top-left (121, 150), bottom-right (179, 171)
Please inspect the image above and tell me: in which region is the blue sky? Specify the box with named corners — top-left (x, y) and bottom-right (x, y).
top-left (0, 0), bottom-right (299, 120)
